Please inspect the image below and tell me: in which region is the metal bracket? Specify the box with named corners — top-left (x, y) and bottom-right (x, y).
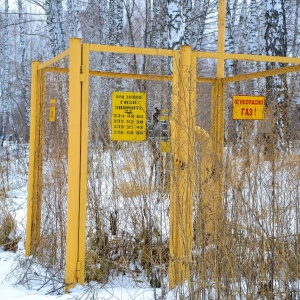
top-left (175, 157), bottom-right (185, 170)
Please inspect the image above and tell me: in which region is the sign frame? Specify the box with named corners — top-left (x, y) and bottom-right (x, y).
top-left (111, 91), bottom-right (147, 142)
top-left (232, 95), bottom-right (265, 120)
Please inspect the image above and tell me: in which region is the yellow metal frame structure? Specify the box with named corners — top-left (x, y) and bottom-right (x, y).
top-left (26, 0), bottom-right (300, 292)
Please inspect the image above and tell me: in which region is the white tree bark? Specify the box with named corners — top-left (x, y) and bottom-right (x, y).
top-left (236, 0), bottom-right (247, 53)
top-left (182, 0), bottom-right (192, 45)
top-left (45, 0), bottom-right (66, 56)
top-left (265, 0), bottom-right (289, 149)
top-left (167, 0), bottom-right (183, 50)
top-left (18, 0), bottom-right (30, 142)
top-left (108, 0), bottom-right (123, 87)
top-left (1, 0), bottom-right (9, 146)
top-left (191, 0), bottom-right (210, 50)
top-left (249, 0), bottom-right (258, 55)
top-left (258, 0), bottom-right (266, 54)
top-left (225, 0), bottom-right (235, 76)
top-left (151, 0), bottom-right (161, 48)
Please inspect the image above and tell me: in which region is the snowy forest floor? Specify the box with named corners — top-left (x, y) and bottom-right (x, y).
top-left (0, 143), bottom-right (175, 300)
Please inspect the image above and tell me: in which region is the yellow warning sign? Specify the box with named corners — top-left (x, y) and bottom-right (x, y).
top-left (49, 99), bottom-right (56, 122)
top-left (111, 92), bottom-right (147, 141)
top-left (232, 95), bottom-right (265, 120)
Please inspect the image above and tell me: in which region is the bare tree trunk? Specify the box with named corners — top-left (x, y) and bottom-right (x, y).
top-left (1, 0), bottom-right (9, 147)
top-left (167, 0), bottom-right (182, 50)
top-left (265, 0), bottom-right (289, 154)
top-left (18, 0), bottom-right (30, 142)
top-left (182, 0), bottom-right (192, 46)
top-left (192, 0), bottom-right (210, 50)
top-left (45, 0), bottom-right (66, 56)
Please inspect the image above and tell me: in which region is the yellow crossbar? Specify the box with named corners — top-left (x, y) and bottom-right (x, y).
top-left (197, 51), bottom-right (300, 64)
top-left (38, 49), bottom-right (70, 70)
top-left (89, 44), bottom-right (174, 56)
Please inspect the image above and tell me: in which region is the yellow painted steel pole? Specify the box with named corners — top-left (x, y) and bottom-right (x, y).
top-left (78, 43), bottom-right (90, 285)
top-left (27, 67), bottom-right (45, 254)
top-left (170, 50), bottom-right (180, 287)
top-left (212, 0), bottom-right (226, 145)
top-left (183, 51), bottom-right (196, 281)
top-left (65, 38), bottom-right (83, 290)
top-left (26, 61), bottom-right (40, 256)
top-left (211, 0), bottom-right (226, 149)
top-left (169, 46), bottom-right (196, 287)
top-left (209, 0), bottom-right (226, 237)
top-left (217, 0), bottom-right (226, 79)
top-left (34, 69), bottom-right (45, 249)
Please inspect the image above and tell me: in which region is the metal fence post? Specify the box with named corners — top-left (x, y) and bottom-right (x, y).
top-left (65, 38), bottom-right (83, 290)
top-left (169, 45), bottom-right (196, 287)
top-left (26, 61), bottom-right (44, 256)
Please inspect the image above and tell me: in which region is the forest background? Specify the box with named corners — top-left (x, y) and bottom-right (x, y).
top-left (1, 0), bottom-right (300, 299)
top-left (1, 0), bottom-right (300, 141)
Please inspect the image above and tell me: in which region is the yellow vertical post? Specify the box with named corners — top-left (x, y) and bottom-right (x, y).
top-left (65, 38), bottom-right (83, 290)
top-left (34, 68), bottom-right (45, 249)
top-left (170, 50), bottom-right (180, 287)
top-left (26, 64), bottom-right (45, 255)
top-left (26, 61), bottom-right (41, 256)
top-left (169, 46), bottom-right (196, 287)
top-left (217, 0), bottom-right (226, 79)
top-left (209, 0), bottom-right (226, 236)
top-left (183, 50), bottom-right (196, 280)
top-left (78, 43), bottom-right (90, 285)
top-left (212, 0), bottom-right (226, 149)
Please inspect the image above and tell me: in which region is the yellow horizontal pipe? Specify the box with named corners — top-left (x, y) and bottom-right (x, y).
top-left (196, 77), bottom-right (216, 83)
top-left (224, 64), bottom-right (300, 83)
top-left (197, 51), bottom-right (300, 64)
top-left (38, 49), bottom-right (70, 70)
top-left (89, 70), bottom-right (172, 81)
top-left (43, 64), bottom-right (300, 84)
top-left (43, 67), bottom-right (215, 83)
top-left (89, 44), bottom-right (174, 57)
top-left (225, 53), bottom-right (300, 64)
top-left (44, 67), bottom-right (69, 74)
top-left (90, 71), bottom-right (215, 83)
top-left (39, 46), bottom-right (300, 71)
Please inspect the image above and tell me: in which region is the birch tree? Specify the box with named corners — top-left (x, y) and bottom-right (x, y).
top-left (236, 0), bottom-right (247, 54)
top-left (150, 0), bottom-right (161, 49)
top-left (108, 0), bottom-right (123, 88)
top-left (1, 0), bottom-right (9, 147)
top-left (45, 0), bottom-right (66, 56)
top-left (18, 0), bottom-right (30, 142)
top-left (67, 0), bottom-right (82, 38)
top-left (191, 0), bottom-right (210, 50)
top-left (225, 0), bottom-right (240, 147)
top-left (225, 0), bottom-right (235, 76)
top-left (257, 0), bottom-right (266, 55)
top-left (265, 0), bottom-right (289, 153)
top-left (249, 0), bottom-right (258, 56)
top-left (99, 0), bottom-right (109, 44)
top-left (182, 0), bottom-right (192, 45)
top-left (167, 0), bottom-right (182, 50)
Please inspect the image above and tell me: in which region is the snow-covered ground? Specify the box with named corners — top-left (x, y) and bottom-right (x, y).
top-left (0, 144), bottom-right (174, 299)
top-left (0, 249), bottom-right (165, 299)
top-left (0, 249), bottom-right (163, 300)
